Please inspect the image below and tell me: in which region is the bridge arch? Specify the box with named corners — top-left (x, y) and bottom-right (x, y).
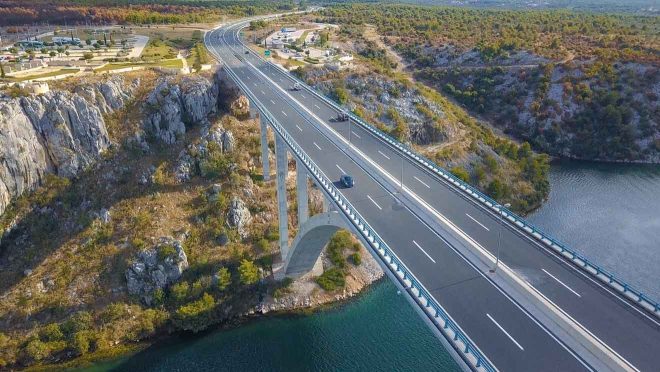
top-left (282, 211), bottom-right (347, 278)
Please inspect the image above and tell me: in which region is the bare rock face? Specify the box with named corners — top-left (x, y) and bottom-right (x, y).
top-left (226, 197), bottom-right (252, 239)
top-left (126, 237), bottom-right (189, 305)
top-left (21, 91), bottom-right (111, 177)
top-left (143, 82), bottom-right (186, 144)
top-left (74, 76), bottom-right (139, 114)
top-left (143, 75), bottom-right (221, 144)
top-left (0, 76), bottom-right (137, 217)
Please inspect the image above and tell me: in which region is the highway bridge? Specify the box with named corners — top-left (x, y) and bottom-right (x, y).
top-left (205, 17), bottom-right (660, 372)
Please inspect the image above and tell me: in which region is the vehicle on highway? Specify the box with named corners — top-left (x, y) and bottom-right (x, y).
top-left (335, 111), bottom-right (349, 122)
top-left (244, 50), bottom-right (249, 54)
top-left (291, 82), bottom-right (302, 91)
top-left (340, 174), bottom-right (354, 188)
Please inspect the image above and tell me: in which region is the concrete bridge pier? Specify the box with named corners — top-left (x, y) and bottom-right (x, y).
top-left (268, 128), bottom-right (345, 280)
top-left (259, 115), bottom-right (270, 181)
top-left (275, 134), bottom-right (289, 259)
top-left (296, 159), bottom-right (308, 226)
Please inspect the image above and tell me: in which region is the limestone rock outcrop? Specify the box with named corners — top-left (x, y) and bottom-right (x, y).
top-left (0, 76), bottom-right (138, 217)
top-left (143, 74), bottom-right (220, 144)
top-left (226, 197), bottom-right (252, 238)
top-left (125, 237), bottom-right (189, 305)
top-left (230, 95), bottom-right (250, 119)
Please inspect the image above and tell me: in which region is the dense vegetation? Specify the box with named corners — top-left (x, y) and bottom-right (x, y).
top-left (0, 0), bottom-right (301, 25)
top-left (316, 4), bottom-right (659, 163)
top-left (319, 4), bottom-right (658, 62)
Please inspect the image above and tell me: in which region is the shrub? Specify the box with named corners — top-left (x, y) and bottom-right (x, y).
top-left (24, 339), bottom-right (49, 361)
top-left (350, 252), bottom-right (361, 266)
top-left (71, 331), bottom-right (92, 356)
top-left (169, 281), bottom-right (190, 305)
top-left (216, 267), bottom-right (231, 291)
top-left (152, 288), bottom-right (165, 307)
top-left (487, 178), bottom-right (508, 199)
top-left (200, 142), bottom-right (231, 179)
top-left (172, 293), bottom-right (216, 332)
top-left (101, 303), bottom-right (127, 324)
top-left (238, 259), bottom-right (259, 285)
top-left (157, 244), bottom-right (177, 260)
top-left (316, 267), bottom-right (345, 291)
top-left (39, 323), bottom-right (64, 342)
top-left (450, 166), bottom-right (470, 183)
top-left (60, 311), bottom-right (92, 337)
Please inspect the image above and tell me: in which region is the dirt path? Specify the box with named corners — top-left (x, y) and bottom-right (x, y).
top-left (362, 25), bottom-right (407, 73)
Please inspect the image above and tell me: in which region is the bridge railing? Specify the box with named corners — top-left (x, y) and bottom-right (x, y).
top-left (253, 59), bottom-right (660, 319)
top-left (222, 62), bottom-right (496, 372)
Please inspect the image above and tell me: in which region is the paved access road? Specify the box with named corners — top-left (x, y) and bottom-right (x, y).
top-left (206, 19), bottom-right (660, 372)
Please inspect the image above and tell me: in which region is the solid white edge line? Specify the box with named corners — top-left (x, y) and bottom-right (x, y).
top-left (412, 240), bottom-right (436, 263)
top-left (378, 150), bottom-right (391, 160)
top-left (543, 269), bottom-right (582, 298)
top-left (367, 195), bottom-right (383, 211)
top-left (487, 313), bottom-right (525, 351)
top-left (414, 175), bottom-right (431, 189)
top-left (466, 213), bottom-right (490, 231)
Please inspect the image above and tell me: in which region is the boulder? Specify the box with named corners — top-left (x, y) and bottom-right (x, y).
top-left (125, 237), bottom-right (189, 305)
top-left (208, 183), bottom-right (222, 202)
top-left (226, 197), bottom-right (252, 239)
top-left (230, 95), bottom-right (250, 118)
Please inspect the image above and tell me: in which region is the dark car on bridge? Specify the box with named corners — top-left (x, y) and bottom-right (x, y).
top-left (340, 174), bottom-right (354, 188)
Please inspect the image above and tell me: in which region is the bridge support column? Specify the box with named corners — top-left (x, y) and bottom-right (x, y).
top-left (275, 134), bottom-right (289, 259)
top-left (296, 159), bottom-right (308, 226)
top-left (259, 115), bottom-right (270, 181)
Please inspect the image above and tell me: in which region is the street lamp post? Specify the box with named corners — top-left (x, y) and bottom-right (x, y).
top-left (490, 202), bottom-right (511, 273)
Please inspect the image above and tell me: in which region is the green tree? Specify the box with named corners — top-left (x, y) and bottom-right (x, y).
top-left (24, 339), bottom-right (49, 361)
top-left (71, 331), bottom-right (92, 356)
top-left (169, 281), bottom-right (190, 304)
top-left (238, 259), bottom-right (259, 285)
top-left (334, 86), bottom-right (349, 105)
top-left (39, 323), bottom-right (64, 342)
top-left (172, 293), bottom-right (216, 332)
top-left (450, 166), bottom-right (470, 183)
top-left (487, 179), bottom-right (507, 199)
top-left (216, 267), bottom-right (231, 291)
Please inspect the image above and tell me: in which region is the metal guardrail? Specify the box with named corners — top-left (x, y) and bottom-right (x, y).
top-left (255, 59), bottom-right (660, 319)
top-left (221, 59), bottom-right (496, 372)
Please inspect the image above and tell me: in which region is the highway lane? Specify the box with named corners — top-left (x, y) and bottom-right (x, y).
top-left (217, 21), bottom-right (660, 371)
top-left (207, 23), bottom-right (591, 371)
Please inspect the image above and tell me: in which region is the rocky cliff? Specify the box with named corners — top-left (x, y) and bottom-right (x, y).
top-left (0, 71), bottom-right (230, 222)
top-left (143, 74), bottom-right (221, 144)
top-left (0, 76), bottom-right (139, 219)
